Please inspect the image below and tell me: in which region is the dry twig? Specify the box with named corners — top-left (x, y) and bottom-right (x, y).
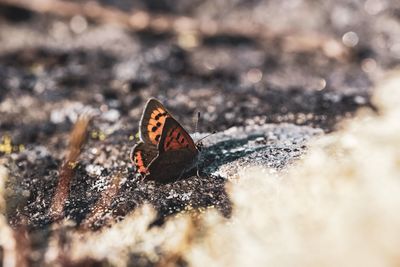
top-left (0, 217), bottom-right (30, 267)
top-left (49, 115), bottom-right (91, 221)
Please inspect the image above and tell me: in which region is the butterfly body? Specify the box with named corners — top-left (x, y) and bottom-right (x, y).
top-left (131, 99), bottom-right (200, 182)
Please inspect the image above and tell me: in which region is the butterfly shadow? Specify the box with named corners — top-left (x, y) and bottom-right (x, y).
top-left (198, 133), bottom-right (267, 176)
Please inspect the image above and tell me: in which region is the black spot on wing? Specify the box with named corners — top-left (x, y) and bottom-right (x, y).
top-left (151, 126), bottom-right (157, 132)
top-left (155, 134), bottom-right (161, 141)
top-left (154, 112), bottom-right (167, 120)
top-left (166, 140), bottom-right (171, 148)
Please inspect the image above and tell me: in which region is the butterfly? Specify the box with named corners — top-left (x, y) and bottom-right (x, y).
top-left (130, 98), bottom-right (202, 182)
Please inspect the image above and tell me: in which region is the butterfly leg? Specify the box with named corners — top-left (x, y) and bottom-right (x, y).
top-left (134, 172), bottom-right (145, 182)
top-left (177, 166), bottom-right (197, 180)
top-left (196, 168), bottom-right (201, 179)
top-left (196, 162), bottom-right (203, 179)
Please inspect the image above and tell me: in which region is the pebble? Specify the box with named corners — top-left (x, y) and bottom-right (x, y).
top-left (85, 164), bottom-right (104, 176)
top-left (101, 109), bottom-right (120, 122)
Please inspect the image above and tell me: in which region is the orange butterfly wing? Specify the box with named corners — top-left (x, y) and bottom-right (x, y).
top-left (139, 98), bottom-right (171, 145)
top-left (133, 99), bottom-right (199, 181)
top-left (130, 142), bottom-right (157, 176)
top-left (158, 117), bottom-right (197, 153)
top-left (145, 117), bottom-right (199, 182)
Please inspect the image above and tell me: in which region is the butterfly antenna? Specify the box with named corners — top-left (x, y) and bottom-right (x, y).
top-left (195, 130), bottom-right (217, 144)
top-left (195, 111), bottom-right (200, 134)
top-left (196, 164), bottom-right (202, 179)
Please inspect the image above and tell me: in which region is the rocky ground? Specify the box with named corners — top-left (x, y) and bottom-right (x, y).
top-left (0, 0), bottom-right (399, 266)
